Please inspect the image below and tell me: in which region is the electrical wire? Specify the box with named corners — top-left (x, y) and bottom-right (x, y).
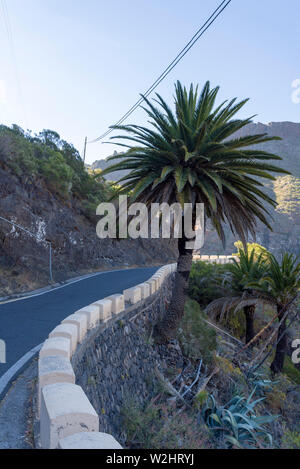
top-left (89, 0), bottom-right (232, 144)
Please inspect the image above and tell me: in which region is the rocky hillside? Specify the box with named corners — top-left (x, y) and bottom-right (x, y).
top-left (203, 122), bottom-right (300, 256)
top-left (91, 151), bottom-right (127, 182)
top-left (0, 126), bottom-right (176, 296)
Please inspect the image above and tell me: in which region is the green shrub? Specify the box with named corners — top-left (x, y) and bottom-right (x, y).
top-left (188, 261), bottom-right (229, 307)
top-left (220, 308), bottom-right (245, 340)
top-left (121, 397), bottom-right (209, 449)
top-left (40, 152), bottom-right (74, 198)
top-left (283, 356), bottom-right (300, 385)
top-left (178, 298), bottom-right (217, 364)
top-left (0, 124), bottom-right (117, 212)
top-left (194, 390), bottom-right (209, 409)
top-left (281, 430), bottom-right (300, 449)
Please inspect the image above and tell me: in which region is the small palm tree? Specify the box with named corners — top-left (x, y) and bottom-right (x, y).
top-left (250, 253), bottom-right (300, 374)
top-left (102, 81), bottom-right (288, 342)
top-left (205, 249), bottom-right (267, 344)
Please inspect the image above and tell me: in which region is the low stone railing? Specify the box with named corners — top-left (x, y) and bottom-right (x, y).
top-left (37, 263), bottom-right (177, 449)
top-left (193, 254), bottom-right (238, 264)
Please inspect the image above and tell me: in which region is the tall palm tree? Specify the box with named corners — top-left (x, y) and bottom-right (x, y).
top-left (249, 253), bottom-right (300, 374)
top-left (101, 81), bottom-right (288, 342)
top-left (206, 249), bottom-right (267, 344)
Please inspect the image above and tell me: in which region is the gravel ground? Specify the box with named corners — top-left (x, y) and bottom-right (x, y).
top-left (0, 358), bottom-right (37, 449)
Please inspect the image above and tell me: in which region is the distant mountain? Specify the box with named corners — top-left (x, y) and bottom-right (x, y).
top-left (232, 121), bottom-right (300, 177)
top-left (91, 151), bottom-right (128, 182)
top-left (205, 121), bottom-right (300, 255)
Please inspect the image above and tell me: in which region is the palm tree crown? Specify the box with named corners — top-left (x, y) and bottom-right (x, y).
top-left (229, 249), bottom-right (267, 294)
top-left (102, 81), bottom-right (289, 244)
top-left (248, 252), bottom-right (300, 373)
top-left (250, 253), bottom-right (300, 308)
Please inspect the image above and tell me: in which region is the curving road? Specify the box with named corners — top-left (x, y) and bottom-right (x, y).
top-left (0, 266), bottom-right (159, 377)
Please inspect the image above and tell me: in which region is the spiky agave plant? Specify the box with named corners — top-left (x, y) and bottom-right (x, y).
top-left (201, 390), bottom-right (277, 448)
top-left (101, 81), bottom-right (289, 341)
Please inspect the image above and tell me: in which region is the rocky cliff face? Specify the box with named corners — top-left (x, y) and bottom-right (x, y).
top-left (91, 151), bottom-right (127, 182)
top-left (0, 167), bottom-right (176, 297)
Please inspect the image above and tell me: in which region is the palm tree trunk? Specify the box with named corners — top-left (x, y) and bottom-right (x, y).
top-left (244, 305), bottom-right (255, 344)
top-left (153, 232), bottom-right (193, 343)
top-left (270, 306), bottom-right (287, 374)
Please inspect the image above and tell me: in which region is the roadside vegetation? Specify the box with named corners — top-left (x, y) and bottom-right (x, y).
top-left (0, 124), bottom-right (117, 219)
top-left (122, 245), bottom-right (300, 449)
top-left (99, 80), bottom-right (299, 449)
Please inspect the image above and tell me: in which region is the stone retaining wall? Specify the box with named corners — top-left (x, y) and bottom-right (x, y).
top-left (37, 264), bottom-right (176, 449)
top-left (73, 277), bottom-right (173, 443)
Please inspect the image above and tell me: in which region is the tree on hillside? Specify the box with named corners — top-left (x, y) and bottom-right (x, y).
top-left (101, 81), bottom-right (289, 342)
top-left (249, 253), bottom-right (300, 374)
top-left (38, 129), bottom-right (61, 150)
top-left (205, 248), bottom-right (267, 344)
top-left (0, 124), bottom-right (113, 214)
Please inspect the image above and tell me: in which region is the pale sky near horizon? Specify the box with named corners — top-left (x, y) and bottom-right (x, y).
top-left (1, 0), bottom-right (300, 164)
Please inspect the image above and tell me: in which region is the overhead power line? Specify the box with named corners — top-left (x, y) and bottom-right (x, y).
top-left (89, 0), bottom-right (232, 144)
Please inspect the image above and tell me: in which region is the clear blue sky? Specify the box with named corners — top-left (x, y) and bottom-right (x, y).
top-left (1, 0), bottom-right (299, 164)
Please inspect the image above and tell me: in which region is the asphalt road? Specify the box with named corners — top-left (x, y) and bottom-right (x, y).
top-left (0, 266), bottom-right (158, 377)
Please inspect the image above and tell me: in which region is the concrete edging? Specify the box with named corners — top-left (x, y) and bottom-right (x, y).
top-left (37, 263), bottom-right (177, 449)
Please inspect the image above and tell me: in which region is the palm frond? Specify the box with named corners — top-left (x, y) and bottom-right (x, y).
top-left (102, 80), bottom-right (289, 243)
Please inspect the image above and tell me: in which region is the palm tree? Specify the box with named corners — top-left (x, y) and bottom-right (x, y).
top-left (249, 253), bottom-right (300, 374)
top-left (205, 249), bottom-right (267, 344)
top-left (101, 81), bottom-right (288, 342)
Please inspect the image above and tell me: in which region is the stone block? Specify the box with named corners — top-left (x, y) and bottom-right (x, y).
top-left (92, 299), bottom-right (112, 322)
top-left (76, 305), bottom-right (99, 329)
top-left (40, 383), bottom-right (99, 449)
top-left (62, 314), bottom-right (88, 343)
top-left (38, 355), bottom-right (75, 415)
top-left (49, 324), bottom-right (78, 355)
top-left (58, 432), bottom-right (123, 449)
top-left (137, 282), bottom-right (150, 299)
top-left (105, 294), bottom-right (125, 315)
top-left (150, 275), bottom-right (161, 289)
top-left (145, 279), bottom-right (156, 294)
top-left (123, 286), bottom-right (142, 304)
top-left (40, 337), bottom-right (71, 360)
